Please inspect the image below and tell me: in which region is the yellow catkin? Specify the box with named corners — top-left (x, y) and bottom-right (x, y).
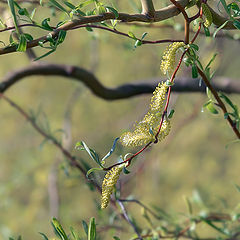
top-left (160, 42), bottom-right (186, 75)
top-left (101, 164), bottom-right (125, 209)
top-left (120, 82), bottom-right (171, 147)
top-left (202, 3), bottom-right (212, 28)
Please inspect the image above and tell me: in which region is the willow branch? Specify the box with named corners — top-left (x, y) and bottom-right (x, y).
top-left (0, 0), bottom-right (189, 55)
top-left (1, 63), bottom-right (240, 100)
top-left (140, 0), bottom-right (155, 19)
top-left (197, 67), bottom-right (240, 139)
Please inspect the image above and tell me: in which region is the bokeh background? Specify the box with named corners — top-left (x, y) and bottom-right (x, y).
top-left (0, 0), bottom-right (240, 239)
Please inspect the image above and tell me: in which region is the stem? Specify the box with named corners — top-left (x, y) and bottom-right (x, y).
top-left (117, 200), bottom-right (142, 239)
top-left (169, 0), bottom-right (189, 21)
top-left (185, 20), bottom-right (190, 44)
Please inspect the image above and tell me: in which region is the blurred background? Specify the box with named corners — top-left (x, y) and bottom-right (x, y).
top-left (0, 0), bottom-right (240, 239)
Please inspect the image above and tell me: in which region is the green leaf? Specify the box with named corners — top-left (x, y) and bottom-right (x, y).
top-left (49, 0), bottom-right (69, 15)
top-left (70, 227), bottom-right (82, 240)
top-left (141, 32), bottom-right (148, 40)
top-left (82, 220), bottom-right (88, 237)
top-left (85, 26), bottom-right (93, 31)
top-left (192, 64), bottom-right (198, 78)
top-left (86, 168), bottom-right (103, 179)
top-left (134, 39), bottom-right (142, 48)
top-left (205, 102), bottom-right (219, 114)
top-left (113, 237), bottom-right (120, 240)
top-left (64, 1), bottom-right (76, 9)
top-left (220, 0), bottom-right (231, 15)
top-left (168, 109), bottom-right (175, 119)
top-left (205, 53), bottom-right (217, 70)
top-left (7, 0), bottom-right (19, 34)
top-left (203, 26), bottom-right (210, 37)
top-left (233, 20), bottom-right (240, 30)
top-left (23, 33), bottom-right (33, 41)
top-left (101, 137), bottom-right (119, 164)
top-left (39, 232), bottom-right (49, 240)
top-left (56, 30), bottom-right (67, 45)
top-left (30, 8), bottom-right (36, 20)
top-left (97, 5), bottom-right (106, 15)
top-left (106, 6), bottom-right (119, 18)
top-left (88, 217), bottom-right (96, 240)
top-left (17, 34), bottom-right (27, 52)
top-left (219, 92), bottom-right (236, 110)
top-left (76, 0), bottom-right (94, 9)
top-left (201, 218), bottom-right (230, 236)
top-left (34, 48), bottom-right (56, 61)
top-left (189, 43), bottom-right (199, 51)
top-left (123, 167), bottom-right (130, 174)
top-left (213, 20), bottom-right (230, 38)
top-left (76, 141), bottom-right (102, 167)
top-left (224, 112), bottom-right (229, 119)
top-left (51, 218), bottom-right (69, 240)
top-left (128, 31), bottom-right (137, 40)
top-left (41, 18), bottom-right (53, 31)
top-left (234, 184), bottom-right (240, 193)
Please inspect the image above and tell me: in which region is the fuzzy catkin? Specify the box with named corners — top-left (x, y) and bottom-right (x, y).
top-left (101, 164), bottom-right (125, 209)
top-left (202, 3), bottom-right (212, 28)
top-left (120, 82), bottom-right (171, 147)
top-left (160, 42), bottom-right (186, 75)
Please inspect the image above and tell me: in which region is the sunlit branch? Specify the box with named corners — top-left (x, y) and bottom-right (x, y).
top-left (140, 0), bottom-right (155, 19)
top-left (0, 0), bottom-right (189, 55)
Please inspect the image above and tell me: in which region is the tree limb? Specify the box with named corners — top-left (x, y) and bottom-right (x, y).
top-left (0, 0), bottom-right (189, 55)
top-left (0, 63), bottom-right (239, 101)
top-left (140, 0), bottom-right (155, 19)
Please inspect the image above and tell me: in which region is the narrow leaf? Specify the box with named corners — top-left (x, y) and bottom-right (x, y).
top-left (49, 0), bottom-right (69, 15)
top-left (17, 34), bottom-right (27, 52)
top-left (101, 137), bottom-right (119, 164)
top-left (128, 31), bottom-right (137, 40)
top-left (51, 218), bottom-right (69, 240)
top-left (106, 6), bottom-right (119, 18)
top-left (7, 0), bottom-right (19, 34)
top-left (86, 168), bottom-right (103, 179)
top-left (88, 217), bottom-right (96, 240)
top-left (82, 220), bottom-right (88, 237)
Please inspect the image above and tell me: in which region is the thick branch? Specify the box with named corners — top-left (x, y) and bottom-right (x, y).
top-left (0, 63), bottom-right (240, 100)
top-left (140, 0), bottom-right (155, 19)
top-left (0, 0), bottom-right (189, 55)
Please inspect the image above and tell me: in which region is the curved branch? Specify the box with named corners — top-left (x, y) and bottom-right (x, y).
top-left (0, 0), bottom-right (189, 55)
top-left (0, 63), bottom-right (239, 101)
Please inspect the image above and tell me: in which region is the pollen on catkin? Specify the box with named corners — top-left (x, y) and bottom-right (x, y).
top-left (101, 164), bottom-right (125, 209)
top-left (160, 42), bottom-right (186, 75)
top-left (120, 82), bottom-right (171, 147)
top-left (202, 3), bottom-right (212, 28)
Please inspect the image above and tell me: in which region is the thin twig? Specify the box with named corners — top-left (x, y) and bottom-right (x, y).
top-left (117, 200), bottom-right (143, 240)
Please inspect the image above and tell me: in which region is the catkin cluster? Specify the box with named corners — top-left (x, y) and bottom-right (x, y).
top-left (120, 82), bottom-right (171, 147)
top-left (101, 164), bottom-right (125, 209)
top-left (160, 42), bottom-right (186, 75)
top-left (202, 3), bottom-right (213, 28)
